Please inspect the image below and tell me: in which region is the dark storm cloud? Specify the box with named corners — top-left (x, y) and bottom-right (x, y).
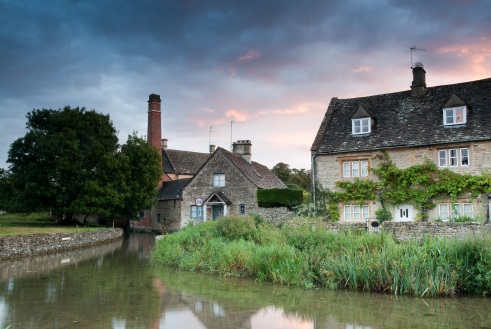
top-left (0, 0), bottom-right (490, 168)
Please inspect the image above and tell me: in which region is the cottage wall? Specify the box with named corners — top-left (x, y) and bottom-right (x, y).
top-left (154, 199), bottom-right (182, 233)
top-left (314, 140), bottom-right (491, 222)
top-left (180, 151), bottom-right (259, 228)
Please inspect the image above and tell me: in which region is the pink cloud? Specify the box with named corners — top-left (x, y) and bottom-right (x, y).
top-left (225, 109), bottom-right (248, 122)
top-left (237, 50), bottom-right (261, 62)
top-left (351, 66), bottom-right (374, 73)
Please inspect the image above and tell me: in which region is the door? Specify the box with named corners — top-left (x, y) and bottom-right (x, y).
top-left (212, 205), bottom-right (224, 220)
top-left (395, 204), bottom-right (414, 222)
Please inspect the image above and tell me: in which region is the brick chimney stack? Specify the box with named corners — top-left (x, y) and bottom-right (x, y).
top-left (411, 62), bottom-right (426, 96)
top-left (232, 140), bottom-right (252, 164)
top-left (147, 94), bottom-right (162, 158)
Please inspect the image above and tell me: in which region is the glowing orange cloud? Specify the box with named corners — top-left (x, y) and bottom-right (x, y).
top-left (351, 66), bottom-right (374, 73)
top-left (237, 50), bottom-right (261, 62)
top-left (225, 109), bottom-right (248, 122)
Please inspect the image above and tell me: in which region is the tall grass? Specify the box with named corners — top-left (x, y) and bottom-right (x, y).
top-left (151, 216), bottom-right (491, 297)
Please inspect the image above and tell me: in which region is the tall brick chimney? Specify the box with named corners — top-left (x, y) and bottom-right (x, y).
top-left (147, 94), bottom-right (162, 158)
top-left (232, 140), bottom-right (252, 164)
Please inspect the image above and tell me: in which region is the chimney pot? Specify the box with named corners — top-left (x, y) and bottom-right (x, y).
top-left (162, 138), bottom-right (168, 150)
top-left (209, 144), bottom-right (216, 153)
top-left (232, 140), bottom-right (252, 164)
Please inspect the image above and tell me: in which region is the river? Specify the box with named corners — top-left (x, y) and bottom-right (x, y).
top-left (1, 233), bottom-right (490, 329)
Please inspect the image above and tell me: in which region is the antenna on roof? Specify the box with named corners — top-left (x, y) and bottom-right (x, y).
top-left (209, 125), bottom-right (216, 148)
top-left (230, 120), bottom-right (245, 151)
top-left (410, 45), bottom-right (426, 68)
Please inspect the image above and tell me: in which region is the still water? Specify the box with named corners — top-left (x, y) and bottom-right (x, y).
top-left (1, 233), bottom-right (491, 329)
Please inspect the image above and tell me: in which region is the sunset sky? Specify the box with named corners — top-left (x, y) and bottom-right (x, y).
top-left (1, 0), bottom-right (490, 170)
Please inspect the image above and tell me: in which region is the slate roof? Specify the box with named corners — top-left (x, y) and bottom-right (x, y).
top-left (311, 77), bottom-right (491, 155)
top-left (218, 147), bottom-right (287, 189)
top-left (156, 178), bottom-right (191, 201)
top-left (162, 149), bottom-right (210, 175)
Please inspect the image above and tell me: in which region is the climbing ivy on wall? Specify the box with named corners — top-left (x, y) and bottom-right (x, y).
top-left (334, 152), bottom-right (491, 213)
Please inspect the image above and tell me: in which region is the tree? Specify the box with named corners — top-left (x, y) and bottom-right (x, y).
top-left (0, 169), bottom-right (13, 211)
top-left (272, 162), bottom-right (291, 183)
top-left (7, 106), bottom-right (161, 223)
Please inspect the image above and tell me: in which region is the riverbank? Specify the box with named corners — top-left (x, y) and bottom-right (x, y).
top-left (0, 228), bottom-right (124, 260)
top-left (151, 216), bottom-right (491, 297)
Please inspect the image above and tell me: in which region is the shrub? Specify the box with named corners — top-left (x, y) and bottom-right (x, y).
top-left (375, 207), bottom-right (392, 223)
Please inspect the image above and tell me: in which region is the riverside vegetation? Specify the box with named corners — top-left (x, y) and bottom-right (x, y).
top-left (151, 216), bottom-right (491, 297)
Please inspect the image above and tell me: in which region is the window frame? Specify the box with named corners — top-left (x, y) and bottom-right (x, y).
top-left (438, 147), bottom-right (470, 168)
top-left (190, 205), bottom-right (203, 219)
top-left (438, 202), bottom-right (473, 221)
top-left (443, 106), bottom-right (467, 126)
top-left (341, 159), bottom-right (369, 178)
top-left (212, 173), bottom-right (225, 187)
top-left (352, 118), bottom-right (371, 135)
top-left (344, 204), bottom-right (369, 222)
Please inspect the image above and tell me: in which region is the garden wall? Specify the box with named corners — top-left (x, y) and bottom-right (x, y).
top-left (0, 228), bottom-right (123, 260)
top-left (256, 207), bottom-right (294, 226)
top-left (322, 221), bottom-right (491, 241)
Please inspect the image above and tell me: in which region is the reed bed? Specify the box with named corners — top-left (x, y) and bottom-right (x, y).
top-left (151, 216), bottom-right (491, 297)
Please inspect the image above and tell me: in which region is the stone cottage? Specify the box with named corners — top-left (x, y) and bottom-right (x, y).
top-left (134, 94), bottom-right (288, 232)
top-left (311, 63), bottom-right (491, 222)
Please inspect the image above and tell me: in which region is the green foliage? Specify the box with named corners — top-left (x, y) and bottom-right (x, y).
top-left (272, 162), bottom-right (312, 191)
top-left (152, 216), bottom-right (491, 296)
top-left (375, 207), bottom-right (392, 223)
top-left (5, 107), bottom-right (161, 222)
top-left (257, 188), bottom-right (303, 209)
top-left (335, 152), bottom-right (491, 213)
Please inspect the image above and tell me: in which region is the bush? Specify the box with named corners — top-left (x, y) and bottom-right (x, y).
top-left (375, 207), bottom-right (392, 223)
top-left (257, 188), bottom-right (303, 209)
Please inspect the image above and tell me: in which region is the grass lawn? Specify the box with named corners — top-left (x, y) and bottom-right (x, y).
top-left (0, 212), bottom-right (104, 236)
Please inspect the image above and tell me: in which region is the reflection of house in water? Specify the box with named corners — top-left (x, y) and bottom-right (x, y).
top-left (158, 288), bottom-right (255, 328)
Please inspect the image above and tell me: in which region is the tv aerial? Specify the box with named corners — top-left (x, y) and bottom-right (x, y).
top-left (410, 45), bottom-right (426, 68)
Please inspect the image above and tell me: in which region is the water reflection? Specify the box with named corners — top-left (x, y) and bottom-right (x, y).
top-left (1, 233), bottom-right (491, 329)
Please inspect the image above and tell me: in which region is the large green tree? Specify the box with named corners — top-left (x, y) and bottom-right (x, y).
top-left (5, 106), bottom-right (161, 222)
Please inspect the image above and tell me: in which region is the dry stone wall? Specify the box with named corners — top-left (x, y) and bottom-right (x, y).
top-left (0, 228), bottom-right (123, 260)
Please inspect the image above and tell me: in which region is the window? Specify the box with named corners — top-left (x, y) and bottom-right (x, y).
top-left (438, 202), bottom-right (473, 221)
top-left (212, 174), bottom-right (225, 187)
top-left (191, 205), bottom-right (203, 219)
top-left (438, 148), bottom-right (469, 168)
top-left (239, 204), bottom-right (245, 215)
top-left (443, 106), bottom-right (466, 125)
top-left (342, 160), bottom-right (369, 178)
top-left (352, 118), bottom-right (371, 134)
top-left (344, 205), bottom-right (369, 221)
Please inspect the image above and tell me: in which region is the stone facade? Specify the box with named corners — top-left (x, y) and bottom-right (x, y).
top-left (314, 141), bottom-right (491, 222)
top-left (180, 150), bottom-right (259, 227)
top-left (256, 207), bottom-right (293, 226)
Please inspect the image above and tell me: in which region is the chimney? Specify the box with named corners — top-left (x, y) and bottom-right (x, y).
top-left (411, 62), bottom-right (426, 96)
top-left (209, 144), bottom-right (216, 154)
top-left (162, 138), bottom-right (168, 150)
top-left (147, 94), bottom-right (162, 158)
top-left (232, 140), bottom-right (252, 164)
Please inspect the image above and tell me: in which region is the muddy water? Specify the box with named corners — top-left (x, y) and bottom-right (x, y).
top-left (1, 233), bottom-right (490, 329)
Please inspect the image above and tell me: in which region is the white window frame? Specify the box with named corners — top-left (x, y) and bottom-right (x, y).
top-left (191, 205), bottom-right (203, 219)
top-left (352, 118), bottom-right (371, 135)
top-left (344, 205), bottom-right (369, 222)
top-left (438, 147), bottom-right (470, 168)
top-left (438, 202), bottom-right (473, 221)
top-left (342, 160), bottom-right (369, 178)
top-left (212, 173), bottom-right (225, 187)
top-left (443, 106), bottom-right (467, 126)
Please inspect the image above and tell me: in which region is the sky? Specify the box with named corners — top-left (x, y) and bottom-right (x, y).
top-left (0, 0), bottom-right (490, 170)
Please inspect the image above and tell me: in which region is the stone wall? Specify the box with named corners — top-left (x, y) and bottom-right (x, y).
top-left (382, 221), bottom-right (490, 241)
top-left (0, 228), bottom-right (123, 260)
top-left (320, 221), bottom-right (490, 241)
top-left (255, 207), bottom-right (293, 226)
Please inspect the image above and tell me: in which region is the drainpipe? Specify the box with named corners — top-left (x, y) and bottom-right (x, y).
top-left (487, 194), bottom-right (491, 224)
top-left (311, 154), bottom-right (316, 214)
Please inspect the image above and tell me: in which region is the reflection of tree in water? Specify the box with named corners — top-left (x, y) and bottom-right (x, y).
top-left (154, 267), bottom-right (491, 329)
top-left (0, 234), bottom-right (161, 329)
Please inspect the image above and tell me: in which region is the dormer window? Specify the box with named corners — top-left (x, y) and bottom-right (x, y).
top-left (352, 118), bottom-right (370, 135)
top-left (443, 106), bottom-right (466, 126)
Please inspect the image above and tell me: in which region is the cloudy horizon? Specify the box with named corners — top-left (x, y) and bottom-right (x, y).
top-left (1, 0), bottom-right (490, 170)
